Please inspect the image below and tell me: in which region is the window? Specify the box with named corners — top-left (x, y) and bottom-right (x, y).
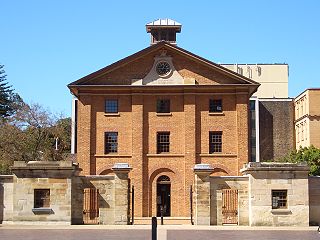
top-left (209, 131), bottom-right (222, 153)
top-left (105, 100), bottom-right (118, 113)
top-left (168, 30), bottom-right (175, 42)
top-left (272, 190), bottom-right (287, 209)
top-left (157, 99), bottom-right (170, 113)
top-left (157, 132), bottom-right (170, 153)
top-left (34, 189), bottom-right (50, 208)
top-left (152, 30), bottom-right (160, 42)
top-left (160, 31), bottom-right (167, 41)
top-left (209, 99), bottom-right (222, 113)
top-left (105, 132), bottom-right (118, 153)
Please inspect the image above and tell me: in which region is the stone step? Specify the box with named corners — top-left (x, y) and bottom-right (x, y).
top-left (133, 217), bottom-right (192, 225)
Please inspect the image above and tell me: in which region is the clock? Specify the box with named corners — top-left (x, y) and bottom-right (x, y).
top-left (156, 61), bottom-right (171, 76)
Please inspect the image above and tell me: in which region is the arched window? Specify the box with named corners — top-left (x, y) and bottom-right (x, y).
top-left (157, 175), bottom-right (170, 183)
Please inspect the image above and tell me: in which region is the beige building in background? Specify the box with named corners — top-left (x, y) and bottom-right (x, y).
top-left (295, 88), bottom-right (320, 149)
top-left (221, 63), bottom-right (292, 162)
top-left (221, 64), bottom-right (288, 98)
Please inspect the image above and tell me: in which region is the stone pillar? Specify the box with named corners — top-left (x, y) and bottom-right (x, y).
top-left (193, 164), bottom-right (214, 225)
top-left (112, 163), bottom-right (132, 225)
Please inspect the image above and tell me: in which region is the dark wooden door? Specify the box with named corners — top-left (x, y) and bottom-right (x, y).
top-left (157, 184), bottom-right (171, 217)
top-left (222, 189), bottom-right (238, 224)
top-left (83, 188), bottom-right (99, 224)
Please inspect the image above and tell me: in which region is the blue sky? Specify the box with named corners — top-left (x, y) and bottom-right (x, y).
top-left (1, 1), bottom-right (319, 115)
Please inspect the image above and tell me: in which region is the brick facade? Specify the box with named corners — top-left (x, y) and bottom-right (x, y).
top-left (69, 42), bottom-right (259, 218)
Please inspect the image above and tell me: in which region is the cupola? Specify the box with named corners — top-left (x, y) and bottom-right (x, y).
top-left (146, 19), bottom-right (182, 45)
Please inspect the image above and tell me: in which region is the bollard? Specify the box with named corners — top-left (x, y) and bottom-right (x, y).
top-left (152, 216), bottom-right (157, 240)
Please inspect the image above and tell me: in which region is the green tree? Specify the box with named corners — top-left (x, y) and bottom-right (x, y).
top-left (0, 65), bottom-right (22, 118)
top-left (48, 117), bottom-right (71, 161)
top-left (0, 103), bottom-right (72, 174)
top-left (280, 146), bottom-right (320, 176)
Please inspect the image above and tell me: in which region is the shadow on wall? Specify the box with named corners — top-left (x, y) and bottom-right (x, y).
top-left (71, 177), bottom-right (111, 225)
top-left (259, 102), bottom-right (273, 161)
top-left (0, 184), bottom-right (3, 223)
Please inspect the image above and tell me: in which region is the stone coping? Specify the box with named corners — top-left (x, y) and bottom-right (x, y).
top-left (82, 175), bottom-right (115, 180)
top-left (193, 164), bottom-right (214, 175)
top-left (112, 163), bottom-right (130, 169)
top-left (209, 176), bottom-right (249, 179)
top-left (0, 175), bottom-right (14, 179)
top-left (111, 163), bottom-right (132, 173)
top-left (11, 161), bottom-right (75, 171)
top-left (240, 162), bottom-right (310, 173)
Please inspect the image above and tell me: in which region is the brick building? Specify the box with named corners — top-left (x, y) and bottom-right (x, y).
top-left (68, 19), bottom-right (259, 219)
top-left (0, 19), bottom-right (316, 227)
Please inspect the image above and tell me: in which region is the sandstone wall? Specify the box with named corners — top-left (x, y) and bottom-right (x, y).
top-left (242, 163), bottom-right (309, 227)
top-left (0, 176), bottom-right (13, 224)
top-left (9, 161), bottom-right (75, 224)
top-left (1, 161), bottom-right (130, 225)
top-left (308, 176), bottom-right (320, 225)
top-left (11, 176), bottom-right (72, 224)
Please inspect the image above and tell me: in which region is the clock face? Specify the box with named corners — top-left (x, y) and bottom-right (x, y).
top-left (156, 61), bottom-right (171, 76)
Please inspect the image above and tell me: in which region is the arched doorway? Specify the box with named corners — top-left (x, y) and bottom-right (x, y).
top-left (157, 175), bottom-right (171, 217)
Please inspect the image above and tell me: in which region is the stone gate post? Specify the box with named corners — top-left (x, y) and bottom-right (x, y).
top-left (193, 164), bottom-right (214, 225)
top-left (112, 163), bottom-right (132, 225)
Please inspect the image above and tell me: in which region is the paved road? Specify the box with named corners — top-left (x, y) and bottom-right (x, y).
top-left (0, 229), bottom-right (149, 240)
top-left (167, 230), bottom-right (320, 240)
top-left (0, 229), bottom-right (319, 240)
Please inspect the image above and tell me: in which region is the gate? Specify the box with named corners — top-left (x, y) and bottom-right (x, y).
top-left (83, 188), bottom-right (99, 224)
top-left (222, 189), bottom-right (238, 224)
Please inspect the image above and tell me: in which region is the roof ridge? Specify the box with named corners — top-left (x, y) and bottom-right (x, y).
top-left (68, 42), bottom-right (260, 87)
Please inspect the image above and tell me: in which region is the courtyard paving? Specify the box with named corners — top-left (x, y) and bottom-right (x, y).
top-left (0, 225), bottom-right (319, 240)
top-left (167, 230), bottom-right (320, 240)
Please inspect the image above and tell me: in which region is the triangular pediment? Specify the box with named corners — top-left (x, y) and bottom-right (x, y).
top-left (68, 42), bottom-right (259, 88)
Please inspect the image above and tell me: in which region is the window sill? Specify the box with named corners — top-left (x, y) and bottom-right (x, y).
top-left (104, 113), bottom-right (120, 117)
top-left (270, 209), bottom-right (292, 215)
top-left (94, 154), bottom-right (131, 158)
top-left (32, 208), bottom-right (54, 214)
top-left (208, 112), bottom-right (225, 116)
top-left (198, 153), bottom-right (237, 157)
top-left (147, 154), bottom-right (184, 157)
top-left (156, 113), bottom-right (172, 116)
